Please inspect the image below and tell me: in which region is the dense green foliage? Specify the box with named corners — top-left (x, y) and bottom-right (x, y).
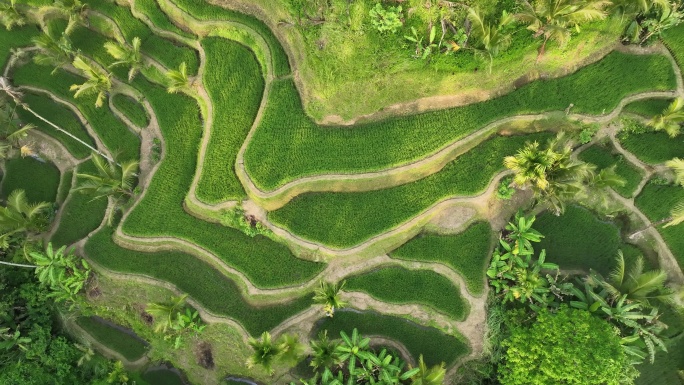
top-left (390, 222), bottom-right (492, 295)
top-left (111, 94), bottom-right (149, 128)
top-left (534, 205), bottom-right (644, 275)
top-left (195, 38), bottom-right (263, 203)
top-left (76, 317), bottom-right (148, 361)
top-left (635, 181), bottom-right (684, 267)
top-left (344, 266), bottom-right (468, 319)
top-left (619, 128), bottom-right (684, 164)
top-left (133, 0), bottom-right (195, 39)
top-left (85, 228), bottom-right (312, 335)
top-left (635, 305), bottom-right (684, 384)
top-left (1, 157), bottom-right (60, 203)
top-left (0, 24), bottom-right (39, 69)
top-left (623, 98), bottom-right (674, 117)
top-left (120, 77), bottom-right (323, 287)
top-left (17, 93), bottom-right (94, 159)
top-left (270, 132), bottom-right (551, 248)
top-left (578, 143), bottom-right (644, 197)
top-left (314, 310), bottom-right (469, 367)
top-left (663, 23), bottom-right (684, 73)
top-left (170, 0), bottom-right (290, 77)
top-left (245, 53), bottom-right (675, 189)
top-left (498, 306), bottom-right (636, 385)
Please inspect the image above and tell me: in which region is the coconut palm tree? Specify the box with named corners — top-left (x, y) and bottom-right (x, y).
top-left (69, 56), bottom-right (112, 108)
top-left (0, 92), bottom-right (34, 159)
top-left (0, 0), bottom-right (29, 30)
top-left (32, 29), bottom-right (75, 74)
top-left (587, 251), bottom-right (674, 305)
top-left (146, 294), bottom-right (188, 334)
top-left (246, 331), bottom-right (282, 375)
top-left (44, 0), bottom-right (88, 35)
top-left (0, 189), bottom-right (50, 252)
top-left (104, 37), bottom-right (142, 82)
top-left (649, 97), bottom-right (684, 138)
top-left (313, 280), bottom-right (347, 317)
top-left (165, 62), bottom-right (190, 94)
top-left (276, 333), bottom-right (305, 367)
top-left (74, 152), bottom-right (138, 225)
top-left (516, 0), bottom-right (611, 57)
top-left (611, 0), bottom-right (670, 16)
top-left (467, 8), bottom-right (514, 74)
top-left (663, 157), bottom-right (684, 228)
top-left (410, 355), bottom-right (446, 385)
top-left (667, 157), bottom-right (684, 186)
top-left (309, 331), bottom-right (341, 372)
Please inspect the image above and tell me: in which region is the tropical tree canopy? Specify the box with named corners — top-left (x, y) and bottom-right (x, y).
top-left (165, 62), bottom-right (190, 94)
top-left (0, 92), bottom-right (33, 159)
top-left (69, 56), bottom-right (112, 108)
top-left (0, 189), bottom-right (50, 251)
top-left (649, 97), bottom-right (684, 138)
top-left (312, 280), bottom-right (347, 317)
top-left (104, 37), bottom-right (142, 82)
top-left (467, 8), bottom-right (514, 74)
top-left (32, 29), bottom-right (75, 74)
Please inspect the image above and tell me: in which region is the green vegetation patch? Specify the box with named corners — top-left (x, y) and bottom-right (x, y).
top-left (269, 132), bottom-right (552, 248)
top-left (390, 222), bottom-right (492, 295)
top-left (535, 205), bottom-right (634, 276)
top-left (12, 62), bottom-right (140, 162)
top-left (245, 52), bottom-right (675, 189)
top-left (635, 182), bottom-right (684, 268)
top-left (314, 310), bottom-right (469, 367)
top-left (121, 77), bottom-right (323, 288)
top-left (344, 266), bottom-right (468, 320)
top-left (85, 228), bottom-right (312, 335)
top-left (195, 38), bottom-right (264, 203)
top-left (636, 305), bottom-right (684, 384)
top-left (133, 0), bottom-right (196, 39)
top-left (619, 123), bottom-right (684, 165)
top-left (17, 93), bottom-right (94, 160)
top-left (171, 0), bottom-right (290, 77)
top-left (578, 143), bottom-right (644, 198)
top-left (57, 170), bottom-right (73, 204)
top-left (622, 98), bottom-right (673, 117)
top-left (663, 23), bottom-right (684, 73)
top-left (76, 316), bottom-right (148, 361)
top-left (0, 24), bottom-right (39, 69)
top-left (51, 162), bottom-right (108, 248)
top-left (112, 94), bottom-right (149, 128)
top-left (1, 157), bottom-right (60, 203)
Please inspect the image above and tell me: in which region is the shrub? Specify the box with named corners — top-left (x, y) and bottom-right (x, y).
top-left (496, 176), bottom-right (515, 200)
top-left (369, 3), bottom-right (403, 34)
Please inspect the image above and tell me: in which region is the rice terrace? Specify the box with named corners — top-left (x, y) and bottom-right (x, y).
top-left (2, 0), bottom-right (684, 384)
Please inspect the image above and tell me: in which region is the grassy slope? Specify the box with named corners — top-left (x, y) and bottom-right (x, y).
top-left (314, 310), bottom-right (469, 367)
top-left (195, 38), bottom-right (263, 203)
top-left (344, 266), bottom-right (469, 320)
top-left (535, 205), bottom-right (642, 275)
top-left (17, 93), bottom-right (94, 159)
top-left (1, 157), bottom-right (60, 203)
top-left (245, 52), bottom-right (676, 190)
top-left (112, 94), bottom-right (149, 128)
top-left (635, 182), bottom-right (684, 269)
top-left (578, 143), bottom-right (644, 198)
top-left (270, 132), bottom-right (552, 248)
top-left (76, 316), bottom-right (148, 361)
top-left (390, 222), bottom-right (492, 295)
top-left (85, 228), bottom-right (312, 335)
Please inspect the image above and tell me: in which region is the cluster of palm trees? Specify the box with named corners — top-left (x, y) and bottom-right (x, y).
top-left (145, 294), bottom-right (205, 349)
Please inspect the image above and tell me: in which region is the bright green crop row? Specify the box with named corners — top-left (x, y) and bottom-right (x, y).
top-left (133, 0), bottom-right (196, 39)
top-left (170, 0), bottom-right (290, 77)
top-left (622, 98), bottom-right (672, 117)
top-left (245, 52), bottom-right (676, 190)
top-left (635, 182), bottom-right (684, 269)
top-left (12, 62), bottom-right (141, 162)
top-left (619, 130), bottom-right (684, 165)
top-left (112, 94), bottom-right (149, 128)
top-left (121, 76), bottom-right (324, 288)
top-left (0, 24), bottom-right (38, 70)
top-left (57, 170), bottom-right (73, 204)
top-left (344, 266), bottom-right (468, 320)
top-left (390, 222), bottom-right (493, 295)
top-left (1, 157), bottom-right (60, 204)
top-left (314, 310), bottom-right (469, 367)
top-left (663, 23), bottom-right (684, 73)
top-left (269, 132), bottom-right (552, 248)
top-left (578, 143), bottom-right (644, 198)
top-left (51, 162), bottom-right (108, 248)
top-left (195, 37), bottom-right (263, 203)
top-left (85, 228), bottom-right (312, 335)
top-left (76, 316), bottom-right (148, 361)
top-left (535, 205), bottom-right (646, 275)
top-left (82, 0), bottom-right (199, 75)
top-left (18, 93), bottom-right (94, 159)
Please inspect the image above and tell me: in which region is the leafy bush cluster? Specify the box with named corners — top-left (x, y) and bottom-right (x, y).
top-left (369, 3), bottom-right (403, 34)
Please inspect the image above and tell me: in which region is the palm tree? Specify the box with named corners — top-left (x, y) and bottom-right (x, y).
top-left (664, 158), bottom-right (684, 228)
top-left (32, 29), bottom-right (75, 74)
top-left (0, 0), bottom-right (29, 30)
top-left (0, 189), bottom-right (50, 252)
top-left (69, 56), bottom-right (112, 108)
top-left (467, 8), bottom-right (514, 74)
top-left (667, 158), bottom-right (684, 186)
top-left (649, 97), bottom-right (684, 138)
top-left (165, 62), bottom-right (190, 94)
top-left (145, 294), bottom-right (188, 333)
top-left (587, 251), bottom-right (674, 305)
top-left (611, 0), bottom-right (670, 16)
top-left (75, 342), bottom-right (94, 367)
top-left (591, 165), bottom-right (627, 189)
top-left (246, 331), bottom-right (282, 375)
top-left (104, 37), bottom-right (142, 82)
top-left (516, 0), bottom-right (611, 57)
top-left (0, 92), bottom-right (34, 159)
top-left (276, 333), bottom-right (305, 367)
top-left (410, 355), bottom-right (445, 385)
top-left (74, 152), bottom-right (138, 225)
top-left (309, 330), bottom-right (341, 372)
top-left (313, 280), bottom-right (347, 317)
top-left (47, 0), bottom-right (88, 35)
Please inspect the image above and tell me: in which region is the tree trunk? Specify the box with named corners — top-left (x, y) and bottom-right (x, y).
top-left (0, 260), bottom-right (36, 268)
top-left (628, 217), bottom-right (672, 239)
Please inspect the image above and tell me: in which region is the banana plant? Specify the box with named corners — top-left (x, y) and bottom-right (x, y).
top-left (404, 26), bottom-right (439, 60)
top-left (505, 210), bottom-right (544, 255)
top-left (336, 328), bottom-right (372, 375)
